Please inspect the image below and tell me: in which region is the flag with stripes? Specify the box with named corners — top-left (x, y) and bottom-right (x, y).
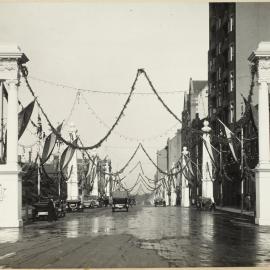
top-left (60, 138), bottom-right (78, 171)
top-left (218, 119), bottom-right (238, 162)
top-left (41, 123), bottom-right (63, 165)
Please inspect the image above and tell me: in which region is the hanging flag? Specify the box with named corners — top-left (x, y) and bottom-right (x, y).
top-left (41, 123), bottom-right (63, 165)
top-left (60, 138), bottom-right (78, 171)
top-left (201, 137), bottom-right (217, 168)
top-left (184, 155), bottom-right (195, 177)
top-left (242, 95), bottom-right (258, 130)
top-left (206, 162), bottom-right (214, 181)
top-left (18, 100), bottom-right (35, 140)
top-left (218, 119), bottom-right (238, 162)
top-left (2, 83), bottom-right (8, 101)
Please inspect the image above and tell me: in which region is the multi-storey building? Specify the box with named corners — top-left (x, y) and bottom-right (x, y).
top-left (208, 2), bottom-right (270, 208)
top-left (209, 2), bottom-right (270, 127)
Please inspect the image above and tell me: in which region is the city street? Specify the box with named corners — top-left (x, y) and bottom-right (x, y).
top-left (0, 206), bottom-right (270, 268)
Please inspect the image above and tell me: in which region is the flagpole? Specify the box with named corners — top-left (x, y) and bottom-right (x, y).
top-left (219, 133), bottom-right (223, 207)
top-left (241, 126), bottom-right (244, 213)
top-left (58, 149), bottom-right (61, 200)
top-left (196, 144), bottom-right (199, 199)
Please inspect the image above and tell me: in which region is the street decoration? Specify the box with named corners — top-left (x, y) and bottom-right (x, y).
top-left (41, 123), bottom-right (63, 165)
top-left (18, 100), bottom-right (35, 140)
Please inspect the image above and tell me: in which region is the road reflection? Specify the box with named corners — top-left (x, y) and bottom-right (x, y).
top-left (1, 206), bottom-right (270, 266)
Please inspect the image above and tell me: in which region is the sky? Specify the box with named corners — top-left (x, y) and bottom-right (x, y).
top-left (0, 1), bottom-right (209, 191)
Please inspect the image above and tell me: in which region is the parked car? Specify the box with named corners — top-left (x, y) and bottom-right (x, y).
top-left (154, 197), bottom-right (166, 207)
top-left (55, 200), bottom-right (66, 218)
top-left (196, 197), bottom-right (215, 211)
top-left (32, 197), bottom-right (59, 220)
top-left (82, 195), bottom-right (99, 208)
top-left (112, 190), bottom-right (129, 212)
top-left (66, 200), bottom-right (84, 212)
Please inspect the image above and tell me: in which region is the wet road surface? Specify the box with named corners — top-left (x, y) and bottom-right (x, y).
top-left (0, 206), bottom-right (270, 267)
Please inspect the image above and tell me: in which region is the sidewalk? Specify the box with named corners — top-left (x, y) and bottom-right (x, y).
top-left (215, 205), bottom-right (255, 223)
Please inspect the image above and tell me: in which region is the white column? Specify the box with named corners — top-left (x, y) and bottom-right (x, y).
top-left (91, 162), bottom-right (99, 197)
top-left (201, 120), bottom-right (214, 202)
top-left (181, 147), bottom-right (190, 207)
top-left (258, 81), bottom-right (270, 165)
top-left (6, 80), bottom-right (19, 167)
top-left (0, 45), bottom-right (28, 227)
top-left (248, 42), bottom-right (270, 225)
top-left (67, 123), bottom-right (79, 201)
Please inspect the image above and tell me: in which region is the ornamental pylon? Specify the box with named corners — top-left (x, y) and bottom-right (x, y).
top-left (249, 42), bottom-right (270, 225)
top-left (67, 122), bottom-right (79, 201)
top-left (91, 157), bottom-right (99, 197)
top-left (0, 44), bottom-right (28, 227)
top-left (170, 162), bottom-right (177, 206)
top-left (181, 147), bottom-right (190, 207)
top-left (201, 120), bottom-right (214, 202)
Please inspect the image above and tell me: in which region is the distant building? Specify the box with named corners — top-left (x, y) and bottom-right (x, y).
top-left (181, 79), bottom-right (208, 203)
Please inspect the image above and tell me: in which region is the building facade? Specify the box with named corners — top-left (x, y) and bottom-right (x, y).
top-left (208, 2), bottom-right (270, 208)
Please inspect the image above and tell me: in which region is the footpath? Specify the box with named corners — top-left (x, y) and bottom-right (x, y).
top-left (215, 205), bottom-right (255, 223)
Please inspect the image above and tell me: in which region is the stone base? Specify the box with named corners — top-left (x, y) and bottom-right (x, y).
top-left (0, 164), bottom-right (23, 228)
top-left (255, 163), bottom-right (270, 226)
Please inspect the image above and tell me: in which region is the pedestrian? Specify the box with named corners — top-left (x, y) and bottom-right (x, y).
top-left (245, 193), bottom-right (251, 211)
top-left (48, 198), bottom-right (57, 222)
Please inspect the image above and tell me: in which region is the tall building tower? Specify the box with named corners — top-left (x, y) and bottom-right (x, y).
top-left (208, 2), bottom-right (270, 207)
top-left (208, 3), bottom-right (235, 131)
top-left (209, 2), bottom-right (270, 131)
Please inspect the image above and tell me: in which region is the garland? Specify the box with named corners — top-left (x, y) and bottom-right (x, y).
top-left (81, 91), bottom-right (179, 142)
top-left (21, 65), bottom-right (142, 150)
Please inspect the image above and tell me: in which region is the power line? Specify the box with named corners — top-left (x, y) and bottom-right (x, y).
top-left (29, 76), bottom-right (186, 95)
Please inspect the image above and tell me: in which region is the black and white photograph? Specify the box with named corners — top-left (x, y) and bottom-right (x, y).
top-left (0, 1), bottom-right (270, 268)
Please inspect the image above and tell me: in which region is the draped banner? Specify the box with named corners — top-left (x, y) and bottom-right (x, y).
top-left (41, 123), bottom-right (63, 165)
top-left (18, 100), bottom-right (35, 139)
top-left (60, 138), bottom-right (78, 171)
top-left (218, 119), bottom-right (238, 162)
top-left (242, 95), bottom-right (258, 130)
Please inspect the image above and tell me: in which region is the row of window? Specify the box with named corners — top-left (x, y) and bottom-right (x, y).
top-left (209, 43), bottom-right (234, 70)
top-left (216, 15), bottom-right (234, 33)
top-left (209, 102), bottom-right (234, 123)
top-left (209, 70), bottom-right (234, 92)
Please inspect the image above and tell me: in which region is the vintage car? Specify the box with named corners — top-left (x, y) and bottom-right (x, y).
top-left (82, 195), bottom-right (99, 208)
top-left (32, 199), bottom-right (50, 221)
top-left (32, 197), bottom-right (57, 220)
top-left (154, 197), bottom-right (166, 207)
top-left (196, 197), bottom-right (216, 211)
top-left (55, 200), bottom-right (66, 217)
top-left (66, 200), bottom-right (84, 212)
top-left (112, 190), bottom-right (129, 212)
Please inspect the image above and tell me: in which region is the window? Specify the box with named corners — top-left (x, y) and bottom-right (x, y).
top-left (218, 67), bottom-right (221, 80)
top-left (218, 42), bottom-right (222, 54)
top-left (229, 43), bottom-right (234, 62)
top-left (218, 17), bottom-right (221, 29)
top-left (230, 102), bottom-right (234, 123)
top-left (229, 15), bottom-right (234, 32)
top-left (230, 71), bottom-right (234, 91)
